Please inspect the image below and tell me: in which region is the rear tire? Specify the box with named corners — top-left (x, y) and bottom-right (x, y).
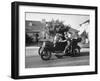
top-left (72, 48), bottom-right (80, 57)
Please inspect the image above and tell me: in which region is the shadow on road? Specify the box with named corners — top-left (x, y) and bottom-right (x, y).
top-left (79, 52), bottom-right (89, 56)
top-left (49, 52), bottom-right (89, 61)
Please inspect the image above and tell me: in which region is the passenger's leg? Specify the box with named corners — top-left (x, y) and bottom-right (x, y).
top-left (63, 41), bottom-right (70, 54)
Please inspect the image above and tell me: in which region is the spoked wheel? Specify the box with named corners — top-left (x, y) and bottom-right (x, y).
top-left (72, 48), bottom-right (80, 57)
top-left (41, 50), bottom-right (51, 61)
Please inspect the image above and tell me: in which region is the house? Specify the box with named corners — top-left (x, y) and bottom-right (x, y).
top-left (68, 27), bottom-right (79, 39)
top-left (25, 20), bottom-right (44, 33)
top-left (79, 19), bottom-right (90, 44)
top-left (25, 20), bottom-right (45, 42)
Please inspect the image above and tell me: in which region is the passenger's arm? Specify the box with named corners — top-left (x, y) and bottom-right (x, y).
top-left (59, 39), bottom-right (67, 42)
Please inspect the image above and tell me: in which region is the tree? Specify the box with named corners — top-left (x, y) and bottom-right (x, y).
top-left (44, 19), bottom-right (70, 38)
top-left (26, 33), bottom-right (33, 44)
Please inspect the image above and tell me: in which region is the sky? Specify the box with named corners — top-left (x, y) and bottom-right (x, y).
top-left (25, 12), bottom-right (90, 30)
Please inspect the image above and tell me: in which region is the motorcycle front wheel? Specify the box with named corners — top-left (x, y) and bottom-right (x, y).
top-left (38, 47), bottom-right (42, 56)
top-left (40, 50), bottom-right (51, 61)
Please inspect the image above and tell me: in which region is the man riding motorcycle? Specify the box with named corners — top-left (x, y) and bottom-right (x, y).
top-left (39, 31), bottom-right (81, 60)
top-left (53, 31), bottom-right (70, 54)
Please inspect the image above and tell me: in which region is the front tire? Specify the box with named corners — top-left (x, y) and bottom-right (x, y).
top-left (41, 50), bottom-right (51, 61)
top-left (38, 47), bottom-right (42, 56)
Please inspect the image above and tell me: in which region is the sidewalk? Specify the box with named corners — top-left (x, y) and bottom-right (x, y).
top-left (80, 48), bottom-right (89, 52)
top-left (78, 43), bottom-right (89, 48)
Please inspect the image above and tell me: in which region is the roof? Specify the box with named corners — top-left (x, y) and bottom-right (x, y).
top-left (68, 27), bottom-right (79, 33)
top-left (80, 19), bottom-right (90, 26)
top-left (80, 30), bottom-right (88, 38)
top-left (26, 20), bottom-right (44, 33)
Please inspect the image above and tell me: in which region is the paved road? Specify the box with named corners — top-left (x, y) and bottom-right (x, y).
top-left (25, 47), bottom-right (89, 68)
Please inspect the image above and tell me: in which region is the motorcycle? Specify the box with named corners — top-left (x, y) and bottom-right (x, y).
top-left (38, 38), bottom-right (81, 61)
